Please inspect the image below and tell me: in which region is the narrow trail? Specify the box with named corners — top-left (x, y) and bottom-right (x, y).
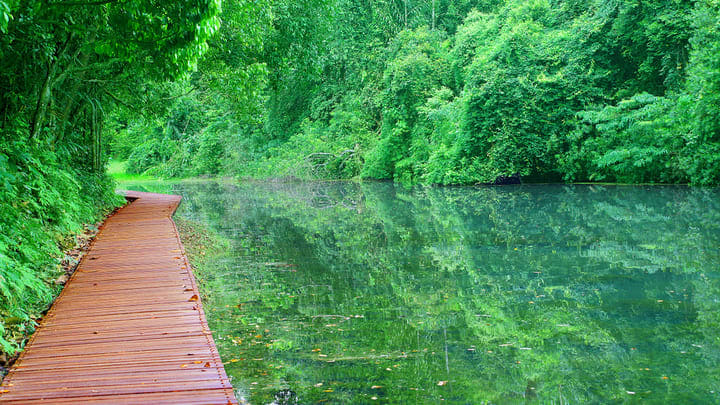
top-left (0, 191), bottom-right (237, 404)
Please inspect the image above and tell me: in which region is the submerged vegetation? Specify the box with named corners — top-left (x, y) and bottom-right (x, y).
top-left (110, 0), bottom-right (720, 186)
top-left (130, 181), bottom-right (720, 403)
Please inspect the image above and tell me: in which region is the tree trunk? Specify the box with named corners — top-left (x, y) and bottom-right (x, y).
top-left (29, 36), bottom-right (72, 139)
top-left (431, 0), bottom-right (435, 30)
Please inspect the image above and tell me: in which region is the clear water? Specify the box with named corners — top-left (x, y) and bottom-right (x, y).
top-left (121, 181), bottom-right (720, 404)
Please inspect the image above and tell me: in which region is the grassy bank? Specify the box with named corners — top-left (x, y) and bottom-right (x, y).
top-left (107, 160), bottom-right (158, 182)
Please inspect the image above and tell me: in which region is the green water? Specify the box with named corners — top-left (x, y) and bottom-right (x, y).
top-left (121, 181), bottom-right (720, 404)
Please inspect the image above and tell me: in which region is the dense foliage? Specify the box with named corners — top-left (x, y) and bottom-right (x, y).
top-left (0, 0), bottom-right (220, 354)
top-left (112, 0), bottom-right (720, 186)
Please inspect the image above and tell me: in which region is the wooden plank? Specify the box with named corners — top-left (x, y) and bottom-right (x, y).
top-left (0, 191), bottom-right (237, 404)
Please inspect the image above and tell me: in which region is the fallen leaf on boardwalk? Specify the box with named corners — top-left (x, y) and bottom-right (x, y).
top-left (180, 364), bottom-right (187, 368)
top-left (193, 361), bottom-right (203, 364)
top-left (1, 390), bottom-right (9, 393)
top-left (188, 294), bottom-right (199, 302)
top-left (437, 381), bottom-right (448, 386)
top-left (204, 362), bottom-right (211, 367)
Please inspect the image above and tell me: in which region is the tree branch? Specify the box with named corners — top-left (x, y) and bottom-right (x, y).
top-left (101, 88), bottom-right (140, 114)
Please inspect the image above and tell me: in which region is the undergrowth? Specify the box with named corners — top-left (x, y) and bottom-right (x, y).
top-left (0, 138), bottom-right (124, 356)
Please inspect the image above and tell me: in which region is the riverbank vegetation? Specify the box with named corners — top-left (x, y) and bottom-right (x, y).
top-left (110, 0), bottom-right (720, 186)
top-left (0, 0), bottom-right (221, 354)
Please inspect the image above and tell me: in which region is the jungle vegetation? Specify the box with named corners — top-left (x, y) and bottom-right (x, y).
top-left (1, 0), bottom-right (719, 355)
top-left (111, 0), bottom-right (720, 186)
top-left (0, 0), bottom-right (220, 354)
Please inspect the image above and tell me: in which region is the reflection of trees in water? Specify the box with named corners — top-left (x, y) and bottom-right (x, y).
top-left (174, 182), bottom-right (720, 404)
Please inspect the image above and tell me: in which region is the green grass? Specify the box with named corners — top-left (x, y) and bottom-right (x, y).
top-left (107, 160), bottom-right (156, 182)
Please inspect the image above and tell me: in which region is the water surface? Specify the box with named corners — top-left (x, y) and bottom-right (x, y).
top-left (121, 181), bottom-right (720, 404)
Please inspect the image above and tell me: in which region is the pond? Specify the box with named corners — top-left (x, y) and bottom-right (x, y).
top-left (120, 181), bottom-right (720, 404)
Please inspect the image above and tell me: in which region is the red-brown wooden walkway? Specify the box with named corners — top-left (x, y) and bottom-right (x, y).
top-left (0, 191), bottom-right (237, 404)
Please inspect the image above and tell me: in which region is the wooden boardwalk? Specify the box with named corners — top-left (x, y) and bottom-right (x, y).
top-left (0, 191), bottom-right (237, 404)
